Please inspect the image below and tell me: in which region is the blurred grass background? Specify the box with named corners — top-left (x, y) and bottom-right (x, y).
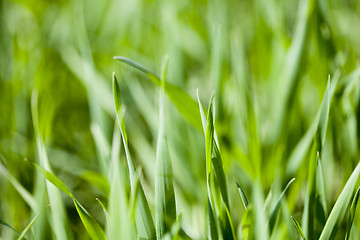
top-left (1, 0), bottom-right (360, 239)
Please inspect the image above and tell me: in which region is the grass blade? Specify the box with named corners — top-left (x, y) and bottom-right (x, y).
top-left (0, 218), bottom-right (21, 237)
top-left (291, 216), bottom-right (306, 240)
top-left (114, 56), bottom-right (202, 131)
top-left (268, 178), bottom-right (295, 233)
top-left (345, 187), bottom-right (360, 240)
top-left (319, 162), bottom-right (360, 240)
top-left (155, 56), bottom-right (176, 239)
top-left (35, 164), bottom-right (106, 240)
top-left (112, 73), bottom-right (156, 239)
top-left (236, 181), bottom-right (249, 209)
top-left (17, 215), bottom-right (38, 240)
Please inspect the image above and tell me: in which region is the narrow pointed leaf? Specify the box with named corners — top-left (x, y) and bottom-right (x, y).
top-left (236, 181), bottom-right (249, 209)
top-left (291, 216), bottom-right (306, 240)
top-left (319, 162), bottom-right (360, 240)
top-left (112, 73), bottom-right (156, 239)
top-left (345, 187), bottom-right (360, 240)
top-left (268, 178), bottom-right (295, 232)
top-left (17, 215), bottom-right (38, 240)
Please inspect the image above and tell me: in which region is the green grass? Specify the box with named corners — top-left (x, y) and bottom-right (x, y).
top-left (1, 0), bottom-right (360, 239)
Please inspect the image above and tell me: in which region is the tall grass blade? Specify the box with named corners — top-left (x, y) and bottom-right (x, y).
top-left (155, 56), bottom-right (176, 239)
top-left (319, 162), bottom-right (360, 240)
top-left (345, 187), bottom-right (360, 240)
top-left (112, 73), bottom-right (156, 239)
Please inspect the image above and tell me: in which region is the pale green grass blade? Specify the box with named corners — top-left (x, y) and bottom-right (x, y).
top-left (31, 90), bottom-right (69, 240)
top-left (316, 156), bottom-right (328, 216)
top-left (114, 56), bottom-right (202, 131)
top-left (90, 123), bottom-right (110, 176)
top-left (253, 181), bottom-right (269, 240)
top-left (241, 207), bottom-right (253, 240)
top-left (155, 56), bottom-right (176, 239)
top-left (112, 73), bottom-right (156, 240)
top-left (35, 164), bottom-right (106, 240)
top-left (291, 216), bottom-right (306, 240)
top-left (17, 215), bottom-right (38, 240)
top-left (268, 178), bottom-right (295, 233)
top-left (96, 198), bottom-right (108, 218)
top-left (236, 181), bottom-right (249, 209)
top-left (106, 125), bottom-right (133, 240)
top-left (345, 187), bottom-right (360, 240)
top-left (319, 162), bottom-right (360, 240)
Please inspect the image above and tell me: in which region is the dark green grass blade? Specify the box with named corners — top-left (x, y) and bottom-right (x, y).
top-left (236, 181), bottom-right (249, 209)
top-left (34, 164), bottom-right (105, 240)
top-left (155, 56), bottom-right (176, 239)
top-left (268, 178), bottom-right (295, 233)
top-left (345, 187), bottom-right (360, 240)
top-left (319, 162), bottom-right (360, 240)
top-left (316, 156), bottom-right (328, 216)
top-left (112, 73), bottom-right (156, 240)
top-left (291, 216), bottom-right (306, 240)
top-left (114, 56), bottom-right (202, 131)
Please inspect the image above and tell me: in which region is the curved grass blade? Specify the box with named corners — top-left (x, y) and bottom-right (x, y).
top-left (112, 73), bottom-right (156, 239)
top-left (268, 178), bottom-right (295, 233)
top-left (114, 56), bottom-right (202, 131)
top-left (291, 216), bottom-right (306, 240)
top-left (155, 56), bottom-right (176, 239)
top-left (34, 164), bottom-right (106, 240)
top-left (17, 215), bottom-right (38, 240)
top-left (236, 181), bottom-right (249, 209)
top-left (319, 162), bottom-right (360, 240)
top-left (345, 187), bottom-right (360, 240)
top-left (0, 218), bottom-right (21, 237)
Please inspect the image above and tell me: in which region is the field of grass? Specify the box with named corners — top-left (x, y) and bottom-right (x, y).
top-left (1, 0), bottom-right (360, 239)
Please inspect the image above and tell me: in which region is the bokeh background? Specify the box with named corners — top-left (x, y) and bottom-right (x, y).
top-left (1, 0), bottom-right (360, 239)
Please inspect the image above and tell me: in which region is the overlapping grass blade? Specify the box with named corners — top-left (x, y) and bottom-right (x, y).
top-left (106, 125), bottom-right (133, 240)
top-left (345, 187), bottom-right (360, 240)
top-left (287, 74), bottom-right (337, 176)
top-left (31, 91), bottom-right (69, 240)
top-left (0, 218), bottom-right (21, 237)
top-left (319, 162), bottom-right (360, 240)
top-left (112, 73), bottom-right (156, 239)
top-left (155, 56), bottom-right (176, 239)
top-left (17, 215), bottom-right (38, 240)
top-left (114, 56), bottom-right (202, 131)
top-left (34, 164), bottom-right (106, 240)
top-left (291, 216), bottom-right (306, 240)
top-left (268, 178), bottom-right (295, 233)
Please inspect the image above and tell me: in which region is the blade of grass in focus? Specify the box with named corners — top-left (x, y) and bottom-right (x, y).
top-left (112, 72), bottom-right (156, 240)
top-left (319, 162), bottom-right (360, 240)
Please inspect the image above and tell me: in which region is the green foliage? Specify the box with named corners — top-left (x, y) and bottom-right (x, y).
top-left (1, 0), bottom-right (360, 239)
